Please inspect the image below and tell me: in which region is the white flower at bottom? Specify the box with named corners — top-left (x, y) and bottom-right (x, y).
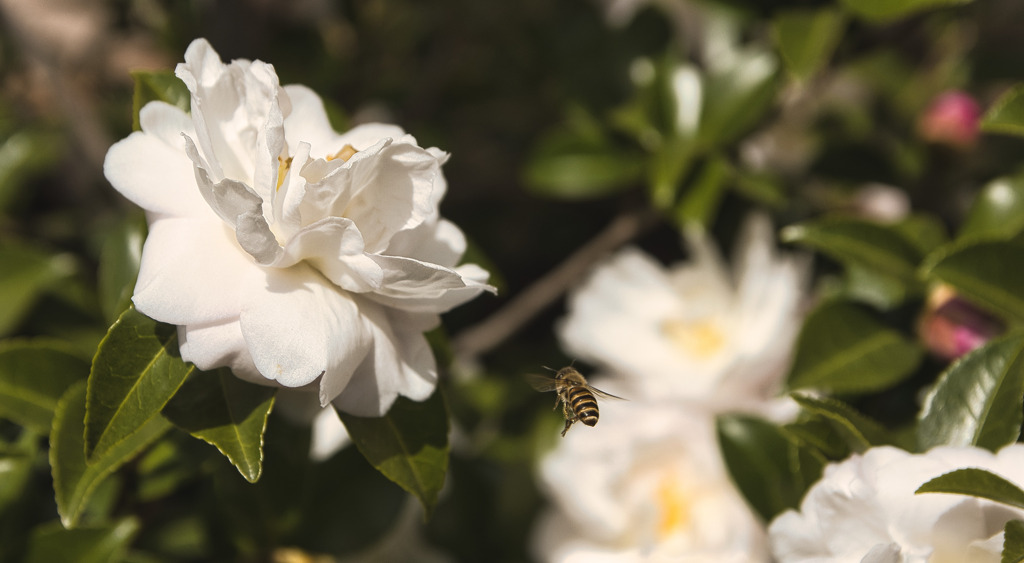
top-left (103, 38), bottom-right (493, 416)
top-left (558, 213), bottom-right (807, 412)
top-left (768, 445), bottom-right (1024, 562)
top-left (533, 402), bottom-right (768, 562)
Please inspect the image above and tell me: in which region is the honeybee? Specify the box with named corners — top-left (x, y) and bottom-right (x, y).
top-left (527, 366), bottom-right (626, 437)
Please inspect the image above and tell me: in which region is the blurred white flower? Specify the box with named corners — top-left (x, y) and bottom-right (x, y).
top-left (533, 402), bottom-right (769, 562)
top-left (769, 445), bottom-right (1024, 562)
top-left (558, 214), bottom-right (808, 412)
top-left (104, 38), bottom-right (493, 416)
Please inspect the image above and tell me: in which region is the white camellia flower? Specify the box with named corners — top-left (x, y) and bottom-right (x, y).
top-left (533, 402), bottom-right (769, 562)
top-left (558, 214), bottom-right (807, 412)
top-left (769, 445), bottom-right (1024, 562)
top-left (104, 38), bottom-right (492, 416)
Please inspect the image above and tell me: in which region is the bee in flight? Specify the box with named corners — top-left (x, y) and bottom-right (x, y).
top-left (527, 366), bottom-right (626, 436)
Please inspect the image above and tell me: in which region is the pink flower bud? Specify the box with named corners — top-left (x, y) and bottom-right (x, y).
top-left (919, 286), bottom-right (1003, 360)
top-left (918, 91), bottom-right (981, 149)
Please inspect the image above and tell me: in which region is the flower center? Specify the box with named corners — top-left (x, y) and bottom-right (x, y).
top-left (656, 472), bottom-right (693, 540)
top-left (276, 156), bottom-right (292, 190)
top-left (327, 144), bottom-right (358, 162)
top-left (660, 318), bottom-right (725, 359)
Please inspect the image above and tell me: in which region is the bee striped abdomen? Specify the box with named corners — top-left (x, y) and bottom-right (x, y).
top-left (567, 387), bottom-right (599, 426)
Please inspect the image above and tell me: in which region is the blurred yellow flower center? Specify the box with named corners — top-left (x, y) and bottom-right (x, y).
top-left (276, 156), bottom-right (292, 190)
top-left (660, 318), bottom-right (724, 359)
top-left (328, 144), bottom-right (358, 162)
top-left (656, 473), bottom-right (692, 539)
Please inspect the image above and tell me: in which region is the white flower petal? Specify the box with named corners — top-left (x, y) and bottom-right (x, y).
top-left (133, 217), bottom-right (255, 325)
top-left (336, 122), bottom-right (408, 151)
top-left (272, 217), bottom-right (383, 292)
top-left (363, 254), bottom-right (494, 313)
top-left (239, 265), bottom-right (372, 389)
top-left (104, 129), bottom-right (210, 219)
top-left (282, 85), bottom-right (342, 155)
top-left (177, 319), bottom-right (262, 384)
top-left (310, 405), bottom-right (350, 461)
top-left (330, 301), bottom-right (437, 416)
top-left (386, 218), bottom-right (467, 268)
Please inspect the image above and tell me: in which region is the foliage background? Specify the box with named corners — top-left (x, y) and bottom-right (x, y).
top-left (4, 0), bottom-right (1024, 561)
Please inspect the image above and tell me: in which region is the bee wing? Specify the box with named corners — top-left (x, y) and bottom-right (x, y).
top-left (586, 385), bottom-right (628, 401)
top-left (525, 373), bottom-right (559, 392)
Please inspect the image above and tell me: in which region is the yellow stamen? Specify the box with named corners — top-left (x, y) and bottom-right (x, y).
top-left (660, 318), bottom-right (725, 359)
top-left (657, 474), bottom-right (691, 539)
top-left (327, 144), bottom-right (358, 162)
top-left (276, 156), bottom-right (293, 190)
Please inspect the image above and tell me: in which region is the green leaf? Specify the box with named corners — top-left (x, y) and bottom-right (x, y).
top-left (131, 71), bottom-right (190, 131)
top-left (85, 307), bottom-right (193, 461)
top-left (51, 381), bottom-right (170, 527)
top-left (1004, 520), bottom-right (1024, 563)
top-left (717, 414), bottom-right (825, 522)
top-left (958, 175), bottom-right (1024, 243)
top-left (791, 393), bottom-right (893, 452)
top-left (25, 519), bottom-right (139, 563)
top-left (917, 467), bottom-right (1024, 510)
top-left (982, 84), bottom-right (1024, 138)
top-left (781, 216), bottom-right (923, 285)
top-left (772, 8), bottom-right (846, 81)
top-left (162, 368), bottom-right (276, 483)
top-left (923, 241), bottom-right (1024, 322)
top-left (0, 339), bottom-right (90, 432)
top-left (674, 155), bottom-right (731, 228)
top-left (698, 51), bottom-right (779, 149)
top-left (783, 417), bottom-right (851, 460)
top-left (0, 431), bottom-right (36, 511)
top-left (839, 0), bottom-right (973, 22)
top-left (0, 129), bottom-right (62, 212)
top-left (894, 213), bottom-right (949, 255)
top-left (339, 388), bottom-right (450, 518)
top-left (917, 333), bottom-right (1024, 452)
top-left (524, 148), bottom-right (645, 200)
top-left (97, 212), bottom-right (146, 323)
top-left (0, 240), bottom-right (75, 336)
top-left (842, 262), bottom-right (909, 310)
top-left (787, 300), bottom-right (923, 394)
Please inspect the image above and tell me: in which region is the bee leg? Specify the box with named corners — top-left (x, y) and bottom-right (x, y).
top-left (560, 418), bottom-right (575, 437)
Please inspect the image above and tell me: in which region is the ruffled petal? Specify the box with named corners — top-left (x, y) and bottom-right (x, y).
top-left (282, 85), bottom-right (342, 156)
top-left (385, 218), bottom-right (466, 268)
top-left (330, 301), bottom-right (437, 416)
top-left (239, 264), bottom-right (372, 389)
top-left (335, 123), bottom-right (408, 152)
top-left (177, 319), bottom-right (263, 385)
top-left (271, 217), bottom-right (383, 292)
top-left (104, 123), bottom-right (211, 219)
top-left (133, 216), bottom-right (256, 325)
top-left (363, 254), bottom-right (495, 313)
top-left (184, 136), bottom-right (283, 264)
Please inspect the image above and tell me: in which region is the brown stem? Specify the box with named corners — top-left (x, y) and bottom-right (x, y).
top-left (452, 207), bottom-right (659, 363)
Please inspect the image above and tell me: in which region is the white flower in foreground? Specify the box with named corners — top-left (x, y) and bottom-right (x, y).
top-left (104, 38), bottom-right (492, 416)
top-left (558, 214), bottom-right (807, 411)
top-left (534, 402), bottom-right (768, 562)
top-left (769, 445), bottom-right (1024, 563)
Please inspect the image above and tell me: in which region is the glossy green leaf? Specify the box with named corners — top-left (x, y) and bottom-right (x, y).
top-left (97, 212), bottom-right (146, 323)
top-left (791, 394), bottom-right (892, 452)
top-left (131, 71), bottom-right (190, 131)
top-left (842, 262), bottom-right (909, 310)
top-left (162, 368), bottom-right (275, 483)
top-left (781, 216), bottom-right (923, 284)
top-left (1003, 520), bottom-right (1024, 563)
top-left (25, 518), bottom-right (139, 563)
top-left (783, 417), bottom-right (851, 460)
top-left (0, 240), bottom-right (75, 336)
top-left (772, 8), bottom-right (845, 81)
top-left (839, 0), bottom-right (973, 22)
top-left (0, 339), bottom-right (89, 432)
top-left (85, 307), bottom-right (193, 461)
top-left (675, 156), bottom-right (730, 228)
top-left (894, 213), bottom-right (949, 255)
top-left (923, 241), bottom-right (1024, 322)
top-left (787, 300), bottom-right (923, 394)
top-left (0, 129), bottom-right (62, 212)
top-left (698, 51), bottom-right (779, 149)
top-left (982, 84), bottom-right (1024, 138)
top-left (524, 148), bottom-right (645, 200)
top-left (51, 381), bottom-right (170, 527)
top-left (339, 388), bottom-right (449, 518)
top-left (958, 175), bottom-right (1024, 243)
top-left (917, 468), bottom-right (1024, 510)
top-left (917, 333), bottom-right (1024, 452)
top-left (717, 414), bottom-right (825, 522)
